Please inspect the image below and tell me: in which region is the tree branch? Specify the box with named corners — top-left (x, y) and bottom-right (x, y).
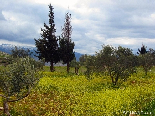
top-left (0, 88), bottom-right (31, 103)
top-left (7, 89), bottom-right (31, 102)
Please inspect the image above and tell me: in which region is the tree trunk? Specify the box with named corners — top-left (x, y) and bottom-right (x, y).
top-left (75, 67), bottom-right (79, 75)
top-left (110, 72), bottom-right (115, 85)
top-left (3, 100), bottom-right (11, 116)
top-left (50, 62), bottom-right (54, 72)
top-left (75, 67), bottom-right (76, 74)
top-left (111, 77), bottom-right (115, 85)
top-left (113, 74), bottom-right (119, 86)
top-left (67, 62), bottom-right (70, 73)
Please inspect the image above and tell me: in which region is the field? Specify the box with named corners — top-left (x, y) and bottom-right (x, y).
top-left (1, 66), bottom-right (155, 116)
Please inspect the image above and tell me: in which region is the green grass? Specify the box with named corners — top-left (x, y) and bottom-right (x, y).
top-left (1, 66), bottom-right (155, 115)
top-left (43, 66), bottom-right (87, 74)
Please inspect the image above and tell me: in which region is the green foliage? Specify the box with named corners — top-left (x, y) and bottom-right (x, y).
top-left (0, 51), bottom-right (9, 58)
top-left (70, 58), bottom-right (80, 74)
top-left (34, 4), bottom-right (59, 72)
top-left (0, 57), bottom-right (43, 115)
top-left (0, 57), bottom-right (13, 67)
top-left (11, 46), bottom-right (32, 58)
top-left (0, 51), bottom-right (13, 66)
top-left (109, 46), bottom-right (137, 85)
top-left (0, 57), bottom-right (42, 98)
top-left (138, 48), bottom-right (155, 75)
top-left (140, 99), bottom-right (155, 115)
top-left (85, 45), bottom-right (137, 85)
top-left (85, 55), bottom-right (97, 79)
top-left (59, 37), bottom-right (75, 64)
top-left (79, 54), bottom-right (88, 66)
top-left (70, 58), bottom-right (79, 67)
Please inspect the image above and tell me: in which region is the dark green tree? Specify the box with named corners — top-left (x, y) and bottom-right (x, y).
top-left (59, 13), bottom-right (75, 73)
top-left (137, 44), bottom-right (147, 55)
top-left (34, 4), bottom-right (59, 72)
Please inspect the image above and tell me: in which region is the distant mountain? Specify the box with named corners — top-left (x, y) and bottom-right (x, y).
top-left (0, 44), bottom-right (14, 54)
top-left (75, 52), bottom-right (82, 61)
top-left (0, 44), bottom-right (83, 61)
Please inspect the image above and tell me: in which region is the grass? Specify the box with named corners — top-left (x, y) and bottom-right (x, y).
top-left (43, 65), bottom-right (87, 73)
top-left (1, 66), bottom-right (155, 115)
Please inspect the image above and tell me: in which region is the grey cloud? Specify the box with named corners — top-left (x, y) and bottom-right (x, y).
top-left (1, 0), bottom-right (155, 54)
top-left (0, 11), bottom-right (5, 20)
top-left (0, 1), bottom-right (48, 45)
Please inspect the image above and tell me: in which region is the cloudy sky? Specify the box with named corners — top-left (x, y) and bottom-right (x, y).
top-left (0, 0), bottom-right (155, 54)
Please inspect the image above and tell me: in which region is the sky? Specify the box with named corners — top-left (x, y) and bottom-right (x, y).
top-left (0, 0), bottom-right (155, 54)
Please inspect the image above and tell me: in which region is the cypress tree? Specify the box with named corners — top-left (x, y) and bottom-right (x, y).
top-left (137, 44), bottom-right (147, 55)
top-left (59, 13), bottom-right (75, 73)
top-left (34, 4), bottom-right (59, 72)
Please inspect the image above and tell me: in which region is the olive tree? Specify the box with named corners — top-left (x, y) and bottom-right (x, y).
top-left (85, 55), bottom-right (98, 80)
top-left (95, 45), bottom-right (115, 74)
top-left (79, 54), bottom-right (88, 66)
top-left (109, 46), bottom-right (137, 85)
top-left (138, 48), bottom-right (155, 75)
top-left (11, 46), bottom-right (32, 58)
top-left (85, 45), bottom-right (137, 85)
top-left (70, 58), bottom-right (80, 75)
top-left (0, 57), bottom-right (43, 116)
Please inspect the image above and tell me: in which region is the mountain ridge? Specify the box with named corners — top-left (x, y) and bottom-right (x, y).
top-left (0, 44), bottom-right (83, 61)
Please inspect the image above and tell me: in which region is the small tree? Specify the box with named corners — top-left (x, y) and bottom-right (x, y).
top-left (35, 4), bottom-right (59, 72)
top-left (95, 45), bottom-right (116, 74)
top-left (0, 57), bottom-right (43, 116)
top-left (79, 54), bottom-right (88, 66)
top-left (59, 13), bottom-right (75, 73)
top-left (11, 46), bottom-right (32, 58)
top-left (85, 55), bottom-right (97, 80)
top-left (138, 47), bottom-right (155, 75)
top-left (70, 58), bottom-right (80, 75)
top-left (85, 45), bottom-right (137, 85)
top-left (109, 46), bottom-right (136, 85)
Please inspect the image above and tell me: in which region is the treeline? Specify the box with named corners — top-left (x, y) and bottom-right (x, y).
top-left (78, 44), bottom-right (155, 85)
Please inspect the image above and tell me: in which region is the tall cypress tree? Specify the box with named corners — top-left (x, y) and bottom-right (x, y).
top-left (34, 4), bottom-right (59, 72)
top-left (59, 13), bottom-right (75, 73)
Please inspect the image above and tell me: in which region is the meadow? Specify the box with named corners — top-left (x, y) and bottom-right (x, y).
top-left (1, 66), bottom-right (155, 116)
